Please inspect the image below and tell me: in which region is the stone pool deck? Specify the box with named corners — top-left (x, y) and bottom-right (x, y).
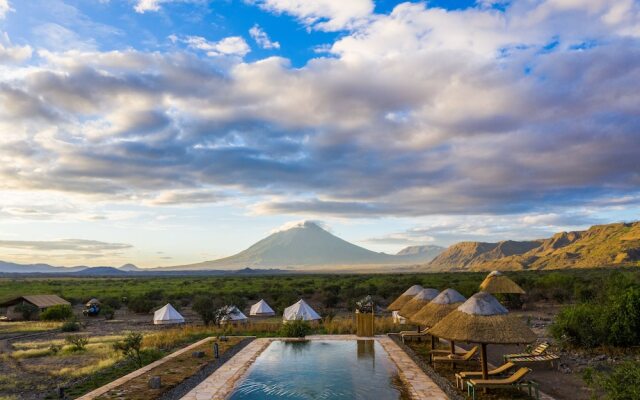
top-left (180, 335), bottom-right (449, 400)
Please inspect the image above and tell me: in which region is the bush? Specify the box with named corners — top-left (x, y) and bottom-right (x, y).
top-left (61, 319), bottom-right (81, 332)
top-left (114, 332), bottom-right (144, 367)
top-left (551, 286), bottom-right (640, 348)
top-left (65, 335), bottom-right (89, 351)
top-left (40, 305), bottom-right (73, 321)
top-left (279, 320), bottom-right (312, 338)
top-left (127, 296), bottom-right (154, 314)
top-left (14, 303), bottom-right (39, 320)
top-left (550, 303), bottom-right (607, 347)
top-left (584, 361), bottom-right (640, 400)
top-left (101, 305), bottom-right (115, 320)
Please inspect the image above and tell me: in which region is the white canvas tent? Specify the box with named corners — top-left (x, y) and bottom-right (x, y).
top-left (220, 306), bottom-right (248, 324)
top-left (250, 299), bottom-right (275, 317)
top-left (283, 299), bottom-right (321, 322)
top-left (153, 303), bottom-right (185, 325)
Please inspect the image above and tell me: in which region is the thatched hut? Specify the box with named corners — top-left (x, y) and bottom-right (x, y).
top-left (410, 288), bottom-right (466, 327)
top-left (386, 285), bottom-right (423, 311)
top-left (479, 271), bottom-right (525, 294)
top-left (398, 288), bottom-right (440, 318)
top-left (428, 292), bottom-right (536, 380)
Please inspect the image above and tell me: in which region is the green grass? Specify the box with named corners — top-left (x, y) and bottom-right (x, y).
top-left (0, 321), bottom-right (62, 334)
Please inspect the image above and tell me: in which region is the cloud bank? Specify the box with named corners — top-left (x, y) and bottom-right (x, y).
top-left (1, 0), bottom-right (639, 224)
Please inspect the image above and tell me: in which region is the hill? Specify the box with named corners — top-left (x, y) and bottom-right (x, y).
top-left (0, 261), bottom-right (85, 274)
top-left (118, 263), bottom-right (142, 272)
top-left (396, 245), bottom-right (444, 261)
top-left (426, 222), bottom-right (640, 271)
top-left (166, 221), bottom-right (428, 270)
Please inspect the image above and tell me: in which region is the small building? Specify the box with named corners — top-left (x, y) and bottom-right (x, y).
top-left (0, 295), bottom-right (70, 321)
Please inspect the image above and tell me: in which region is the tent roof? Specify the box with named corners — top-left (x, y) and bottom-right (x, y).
top-left (153, 303), bottom-right (184, 322)
top-left (480, 271), bottom-right (525, 294)
top-left (86, 298), bottom-right (100, 306)
top-left (0, 295), bottom-right (70, 308)
top-left (250, 299), bottom-right (275, 316)
top-left (428, 292), bottom-right (536, 344)
top-left (283, 299), bottom-right (320, 321)
top-left (221, 306), bottom-right (248, 321)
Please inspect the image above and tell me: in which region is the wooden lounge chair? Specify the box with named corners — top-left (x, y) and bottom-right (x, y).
top-left (400, 328), bottom-right (429, 342)
top-left (503, 342), bottom-right (549, 361)
top-left (467, 367), bottom-right (539, 400)
top-left (432, 346), bottom-right (478, 365)
top-left (455, 362), bottom-right (516, 389)
top-left (508, 353), bottom-right (560, 368)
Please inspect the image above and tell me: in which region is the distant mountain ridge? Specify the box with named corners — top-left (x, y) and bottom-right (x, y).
top-left (426, 221), bottom-right (640, 271)
top-left (165, 221), bottom-right (432, 270)
top-left (396, 245), bottom-right (444, 260)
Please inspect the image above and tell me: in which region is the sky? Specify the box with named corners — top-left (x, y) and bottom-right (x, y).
top-left (0, 0), bottom-right (639, 268)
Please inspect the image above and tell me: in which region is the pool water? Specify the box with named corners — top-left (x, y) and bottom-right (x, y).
top-left (228, 340), bottom-right (410, 400)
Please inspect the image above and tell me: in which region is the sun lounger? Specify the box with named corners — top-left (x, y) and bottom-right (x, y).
top-left (400, 329), bottom-right (429, 342)
top-left (467, 367), bottom-right (538, 400)
top-left (508, 353), bottom-right (560, 368)
top-left (455, 362), bottom-right (516, 389)
top-left (503, 342), bottom-right (549, 361)
top-left (432, 346), bottom-right (478, 365)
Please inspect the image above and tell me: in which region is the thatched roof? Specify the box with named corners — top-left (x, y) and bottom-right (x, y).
top-left (410, 288), bottom-right (466, 327)
top-left (428, 292), bottom-right (536, 344)
top-left (386, 284), bottom-right (424, 311)
top-left (479, 271), bottom-right (525, 294)
top-left (398, 288), bottom-right (440, 317)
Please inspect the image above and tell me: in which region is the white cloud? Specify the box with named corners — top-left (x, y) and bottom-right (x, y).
top-left (183, 35), bottom-right (250, 57)
top-left (135, 0), bottom-right (161, 13)
top-left (0, 0), bottom-right (11, 20)
top-left (249, 24), bottom-right (280, 49)
top-left (250, 0), bottom-right (374, 31)
top-left (0, 1), bottom-right (639, 224)
top-left (0, 32), bottom-right (32, 63)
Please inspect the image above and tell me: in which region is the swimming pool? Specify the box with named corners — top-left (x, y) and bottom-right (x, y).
top-left (228, 340), bottom-right (410, 400)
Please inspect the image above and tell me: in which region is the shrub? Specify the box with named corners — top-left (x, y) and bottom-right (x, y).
top-left (101, 305), bottom-right (115, 320)
top-left (127, 296), bottom-right (154, 314)
top-left (279, 320), bottom-right (311, 338)
top-left (550, 303), bottom-right (606, 347)
top-left (61, 319), bottom-right (81, 332)
top-left (606, 287), bottom-right (640, 347)
top-left (584, 361), bottom-right (640, 400)
top-left (14, 303), bottom-right (39, 320)
top-left (65, 335), bottom-right (89, 351)
top-left (113, 332), bottom-right (144, 367)
top-left (40, 305), bottom-right (73, 321)
top-left (102, 296), bottom-right (122, 310)
top-left (551, 285), bottom-right (640, 348)
top-left (192, 296), bottom-right (231, 326)
top-left (49, 344), bottom-right (61, 355)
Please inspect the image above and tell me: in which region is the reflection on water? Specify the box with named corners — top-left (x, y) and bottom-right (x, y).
top-left (229, 340), bottom-right (410, 400)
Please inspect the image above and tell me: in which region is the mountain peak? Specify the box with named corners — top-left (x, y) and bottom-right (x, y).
top-left (118, 263), bottom-right (141, 271)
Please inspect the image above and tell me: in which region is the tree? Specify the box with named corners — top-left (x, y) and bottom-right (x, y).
top-left (14, 303), bottom-right (38, 320)
top-left (113, 332), bottom-right (144, 367)
top-left (192, 296), bottom-right (231, 326)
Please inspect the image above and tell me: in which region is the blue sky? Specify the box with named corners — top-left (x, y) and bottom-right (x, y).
top-left (0, 0), bottom-right (639, 267)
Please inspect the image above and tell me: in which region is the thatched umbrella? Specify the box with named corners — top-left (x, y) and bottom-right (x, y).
top-left (398, 288), bottom-right (440, 318)
top-left (428, 292), bottom-right (536, 380)
top-left (479, 271), bottom-right (525, 294)
top-left (387, 284), bottom-right (424, 311)
top-left (410, 289), bottom-right (466, 350)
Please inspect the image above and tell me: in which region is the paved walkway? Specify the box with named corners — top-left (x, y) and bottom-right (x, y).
top-left (180, 338), bottom-right (272, 400)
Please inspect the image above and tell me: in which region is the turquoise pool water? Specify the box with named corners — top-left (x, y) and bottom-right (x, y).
top-left (228, 340), bottom-right (409, 400)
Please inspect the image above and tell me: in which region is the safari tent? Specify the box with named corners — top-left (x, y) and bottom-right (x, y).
top-left (220, 306), bottom-right (248, 324)
top-left (283, 299), bottom-right (321, 322)
top-left (0, 295), bottom-right (70, 321)
top-left (153, 303), bottom-right (185, 325)
top-left (249, 299), bottom-right (275, 317)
